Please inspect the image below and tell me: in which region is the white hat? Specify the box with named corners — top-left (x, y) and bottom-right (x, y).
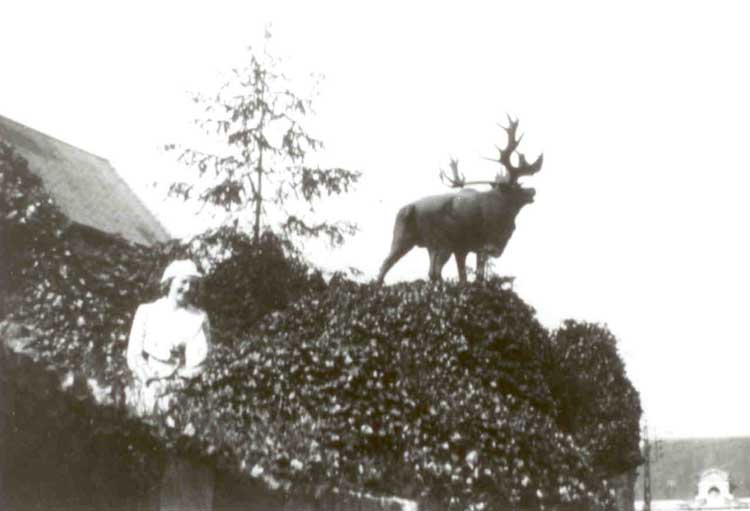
top-left (160, 259), bottom-right (203, 283)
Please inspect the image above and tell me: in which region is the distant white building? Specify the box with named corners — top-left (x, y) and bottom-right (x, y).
top-left (634, 437), bottom-right (750, 511)
top-left (637, 467), bottom-right (750, 510)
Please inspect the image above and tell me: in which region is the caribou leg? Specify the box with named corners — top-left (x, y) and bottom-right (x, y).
top-left (428, 249), bottom-right (452, 281)
top-left (476, 251), bottom-right (486, 282)
top-left (377, 206), bottom-right (418, 284)
top-left (377, 242), bottom-right (414, 284)
top-left (454, 251), bottom-right (469, 283)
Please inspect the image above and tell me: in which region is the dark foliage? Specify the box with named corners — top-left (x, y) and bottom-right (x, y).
top-left (0, 345), bottom-right (165, 511)
top-left (168, 279), bottom-right (639, 510)
top-left (544, 321), bottom-right (643, 477)
top-left (198, 228), bottom-right (327, 337)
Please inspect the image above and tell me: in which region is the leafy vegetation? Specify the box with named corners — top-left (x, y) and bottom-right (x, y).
top-left (544, 321), bottom-right (643, 478)
top-left (0, 346), bottom-right (165, 511)
top-left (178, 279), bottom-right (618, 509)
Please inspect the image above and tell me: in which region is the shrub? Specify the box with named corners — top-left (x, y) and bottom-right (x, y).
top-left (173, 279), bottom-right (624, 510)
top-left (544, 320), bottom-right (643, 477)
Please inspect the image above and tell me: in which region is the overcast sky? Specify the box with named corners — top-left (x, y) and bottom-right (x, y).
top-left (3, 1), bottom-right (750, 440)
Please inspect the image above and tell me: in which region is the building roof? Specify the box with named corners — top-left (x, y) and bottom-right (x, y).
top-left (636, 437), bottom-right (750, 500)
top-left (0, 114), bottom-right (170, 246)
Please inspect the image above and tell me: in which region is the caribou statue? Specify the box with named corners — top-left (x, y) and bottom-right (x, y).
top-left (377, 117), bottom-right (543, 284)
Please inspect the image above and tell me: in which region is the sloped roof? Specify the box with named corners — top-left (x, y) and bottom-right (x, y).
top-left (635, 437), bottom-right (750, 500)
top-left (0, 114), bottom-right (170, 246)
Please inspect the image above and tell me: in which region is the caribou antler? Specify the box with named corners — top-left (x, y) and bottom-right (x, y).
top-left (440, 158), bottom-right (465, 188)
top-left (440, 157), bottom-right (500, 189)
top-left (490, 115), bottom-right (544, 183)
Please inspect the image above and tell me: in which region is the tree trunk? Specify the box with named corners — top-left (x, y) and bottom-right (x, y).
top-left (254, 149), bottom-right (263, 244)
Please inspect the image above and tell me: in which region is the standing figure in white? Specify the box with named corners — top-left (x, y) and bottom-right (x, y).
top-left (126, 259), bottom-right (210, 417)
top-left (126, 259), bottom-right (214, 511)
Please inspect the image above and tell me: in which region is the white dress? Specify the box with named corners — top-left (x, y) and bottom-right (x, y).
top-left (126, 298), bottom-right (210, 416)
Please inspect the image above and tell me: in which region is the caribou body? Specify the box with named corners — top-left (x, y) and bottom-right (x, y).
top-left (377, 118), bottom-right (543, 284)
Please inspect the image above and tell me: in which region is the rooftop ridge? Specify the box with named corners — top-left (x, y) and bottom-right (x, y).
top-left (0, 114), bottom-right (111, 165)
top-left (96, 154), bottom-right (172, 243)
top-left (0, 113), bottom-right (172, 245)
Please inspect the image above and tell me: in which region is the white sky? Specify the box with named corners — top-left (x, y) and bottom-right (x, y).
top-left (2, 1), bottom-right (750, 440)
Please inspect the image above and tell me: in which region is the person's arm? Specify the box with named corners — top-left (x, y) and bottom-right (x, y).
top-left (179, 312), bottom-right (210, 379)
top-left (126, 305), bottom-right (149, 382)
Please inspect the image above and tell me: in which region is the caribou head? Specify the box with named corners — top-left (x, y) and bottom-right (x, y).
top-left (442, 116), bottom-right (543, 202)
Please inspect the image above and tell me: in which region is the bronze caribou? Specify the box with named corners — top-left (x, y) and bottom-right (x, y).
top-left (377, 117), bottom-right (543, 283)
